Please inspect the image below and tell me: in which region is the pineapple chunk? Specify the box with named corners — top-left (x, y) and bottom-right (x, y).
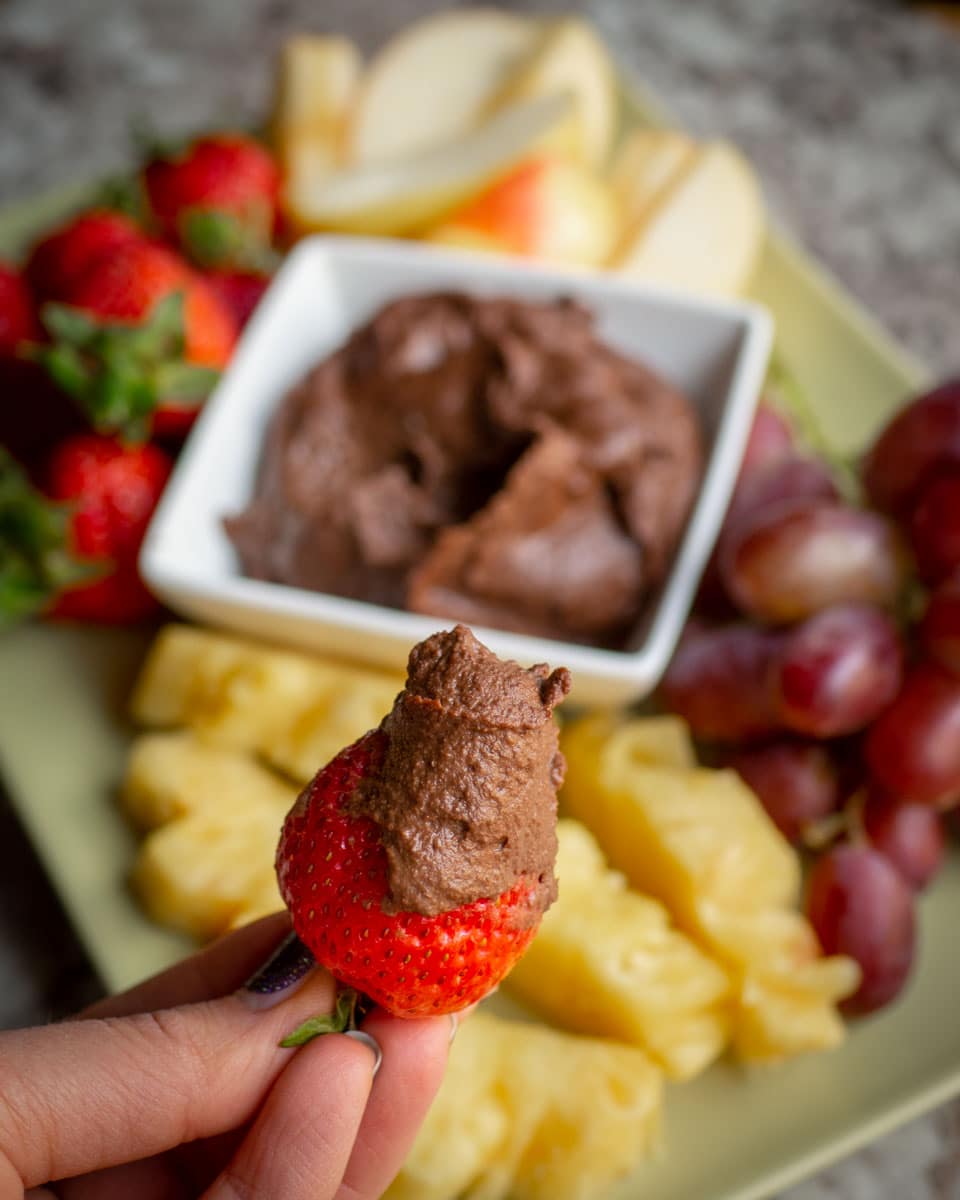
top-left (386, 1014), bottom-right (508, 1200)
top-left (132, 802), bottom-right (288, 939)
top-left (736, 955), bottom-right (860, 1062)
top-left (269, 679), bottom-right (400, 784)
top-left (131, 625), bottom-right (327, 735)
top-left (227, 874), bottom-right (286, 930)
top-left (562, 713), bottom-right (858, 1062)
top-left (122, 726), bottom-right (295, 935)
top-left (507, 820), bottom-right (730, 1080)
top-left (563, 715), bottom-right (800, 922)
top-left (386, 1012), bottom-right (662, 1200)
top-left (573, 711), bottom-right (697, 776)
top-left (122, 731), bottom-right (296, 830)
top-left (131, 625), bottom-right (402, 782)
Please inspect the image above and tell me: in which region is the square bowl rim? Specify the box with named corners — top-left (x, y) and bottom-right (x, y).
top-left (140, 234), bottom-right (774, 695)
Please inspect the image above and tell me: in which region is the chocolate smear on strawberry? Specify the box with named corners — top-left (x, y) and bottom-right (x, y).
top-left (351, 624), bottom-right (570, 920)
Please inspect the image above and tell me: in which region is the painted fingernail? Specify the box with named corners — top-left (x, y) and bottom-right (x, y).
top-left (242, 932), bottom-right (316, 1010)
top-left (344, 1029), bottom-right (383, 1077)
top-left (448, 1013), bottom-right (459, 1044)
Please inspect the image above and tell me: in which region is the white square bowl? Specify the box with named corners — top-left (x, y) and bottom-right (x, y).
top-left (141, 236), bottom-right (772, 706)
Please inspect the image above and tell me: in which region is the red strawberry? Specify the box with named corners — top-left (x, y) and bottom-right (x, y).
top-left (204, 268), bottom-right (271, 330)
top-left (277, 625), bottom-right (570, 1020)
top-left (44, 433), bottom-right (172, 623)
top-left (38, 240), bottom-right (237, 439)
top-left (278, 731), bottom-right (541, 1016)
top-left (144, 134), bottom-right (280, 270)
top-left (66, 240), bottom-right (236, 366)
top-left (25, 210), bottom-right (144, 303)
top-left (0, 262), bottom-right (40, 353)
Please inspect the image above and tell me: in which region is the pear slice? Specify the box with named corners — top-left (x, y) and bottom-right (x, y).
top-left (611, 140), bottom-right (765, 297)
top-left (286, 92), bottom-right (572, 237)
top-left (349, 9), bottom-right (538, 165)
top-left (608, 127), bottom-right (699, 228)
top-left (272, 35), bottom-right (361, 173)
top-left (428, 155), bottom-right (619, 267)
top-left (486, 16), bottom-right (618, 167)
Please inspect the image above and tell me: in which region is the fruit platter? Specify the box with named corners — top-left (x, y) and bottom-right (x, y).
top-left (2, 9), bottom-right (958, 1200)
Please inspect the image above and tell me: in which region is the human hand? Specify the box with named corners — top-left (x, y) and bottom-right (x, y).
top-left (0, 913), bottom-right (453, 1198)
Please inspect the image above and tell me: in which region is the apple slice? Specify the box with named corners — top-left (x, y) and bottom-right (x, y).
top-left (272, 35), bottom-right (361, 173)
top-left (429, 155), bottom-right (618, 268)
top-left (349, 9), bottom-right (538, 165)
top-left (610, 140), bottom-right (765, 297)
top-left (486, 17), bottom-right (618, 167)
top-left (287, 92), bottom-right (572, 237)
top-left (608, 128), bottom-right (698, 228)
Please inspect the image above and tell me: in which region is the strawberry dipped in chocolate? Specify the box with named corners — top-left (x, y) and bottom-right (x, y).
top-left (276, 624), bottom-right (570, 1018)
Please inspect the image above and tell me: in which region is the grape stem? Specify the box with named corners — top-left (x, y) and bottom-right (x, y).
top-left (845, 788), bottom-right (868, 845)
top-left (802, 810), bottom-right (849, 853)
top-left (803, 788), bottom-right (868, 854)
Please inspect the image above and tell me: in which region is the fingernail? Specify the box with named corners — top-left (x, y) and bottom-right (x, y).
top-left (448, 1013), bottom-right (458, 1044)
top-left (242, 932), bottom-right (316, 1010)
top-left (344, 1029), bottom-right (383, 1077)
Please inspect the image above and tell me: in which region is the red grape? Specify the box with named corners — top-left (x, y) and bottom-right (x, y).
top-left (698, 455), bottom-right (839, 619)
top-left (721, 501), bottom-right (906, 624)
top-left (921, 579), bottom-right (960, 675)
top-left (774, 604), bottom-right (904, 737)
top-left (862, 786), bottom-right (945, 891)
top-left (725, 453), bottom-right (840, 534)
top-left (727, 741), bottom-right (840, 843)
top-left (739, 403), bottom-right (794, 477)
top-left (661, 624), bottom-right (781, 743)
top-left (806, 844), bottom-right (916, 1015)
top-left (909, 473), bottom-right (960, 585)
top-left (865, 663), bottom-right (960, 806)
top-left (862, 378), bottom-right (960, 514)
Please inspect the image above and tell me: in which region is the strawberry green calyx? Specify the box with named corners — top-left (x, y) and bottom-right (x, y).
top-left (37, 292), bottom-right (220, 442)
top-left (0, 449), bottom-right (94, 630)
top-left (95, 173), bottom-right (149, 224)
top-left (132, 120), bottom-right (197, 165)
top-left (179, 205), bottom-right (276, 271)
top-left (280, 987), bottom-right (363, 1048)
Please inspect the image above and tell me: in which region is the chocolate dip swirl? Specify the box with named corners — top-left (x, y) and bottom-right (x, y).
top-left (351, 624), bottom-right (570, 919)
top-left (226, 292), bottom-right (702, 648)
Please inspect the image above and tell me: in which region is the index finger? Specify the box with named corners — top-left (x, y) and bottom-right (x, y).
top-left (333, 1010), bottom-right (451, 1200)
top-left (0, 957), bottom-right (336, 1189)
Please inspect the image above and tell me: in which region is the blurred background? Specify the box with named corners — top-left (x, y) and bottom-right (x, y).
top-left (0, 2), bottom-right (958, 1196)
top-left (1, 0), bottom-right (958, 372)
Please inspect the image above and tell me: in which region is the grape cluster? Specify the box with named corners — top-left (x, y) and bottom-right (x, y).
top-left (662, 380), bottom-right (960, 1015)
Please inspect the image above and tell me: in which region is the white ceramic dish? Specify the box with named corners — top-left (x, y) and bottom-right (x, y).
top-left (141, 236), bottom-right (771, 705)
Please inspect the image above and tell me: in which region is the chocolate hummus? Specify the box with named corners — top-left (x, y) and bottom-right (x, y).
top-left (353, 624), bottom-right (570, 919)
top-left (227, 292), bottom-right (703, 647)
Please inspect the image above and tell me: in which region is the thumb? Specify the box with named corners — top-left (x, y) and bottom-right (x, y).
top-left (0, 932), bottom-right (349, 1192)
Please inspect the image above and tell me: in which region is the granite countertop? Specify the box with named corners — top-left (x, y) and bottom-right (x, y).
top-left (1, 0), bottom-right (959, 1196)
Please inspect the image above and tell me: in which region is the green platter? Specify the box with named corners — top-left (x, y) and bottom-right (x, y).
top-left (0, 84), bottom-right (948, 1200)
